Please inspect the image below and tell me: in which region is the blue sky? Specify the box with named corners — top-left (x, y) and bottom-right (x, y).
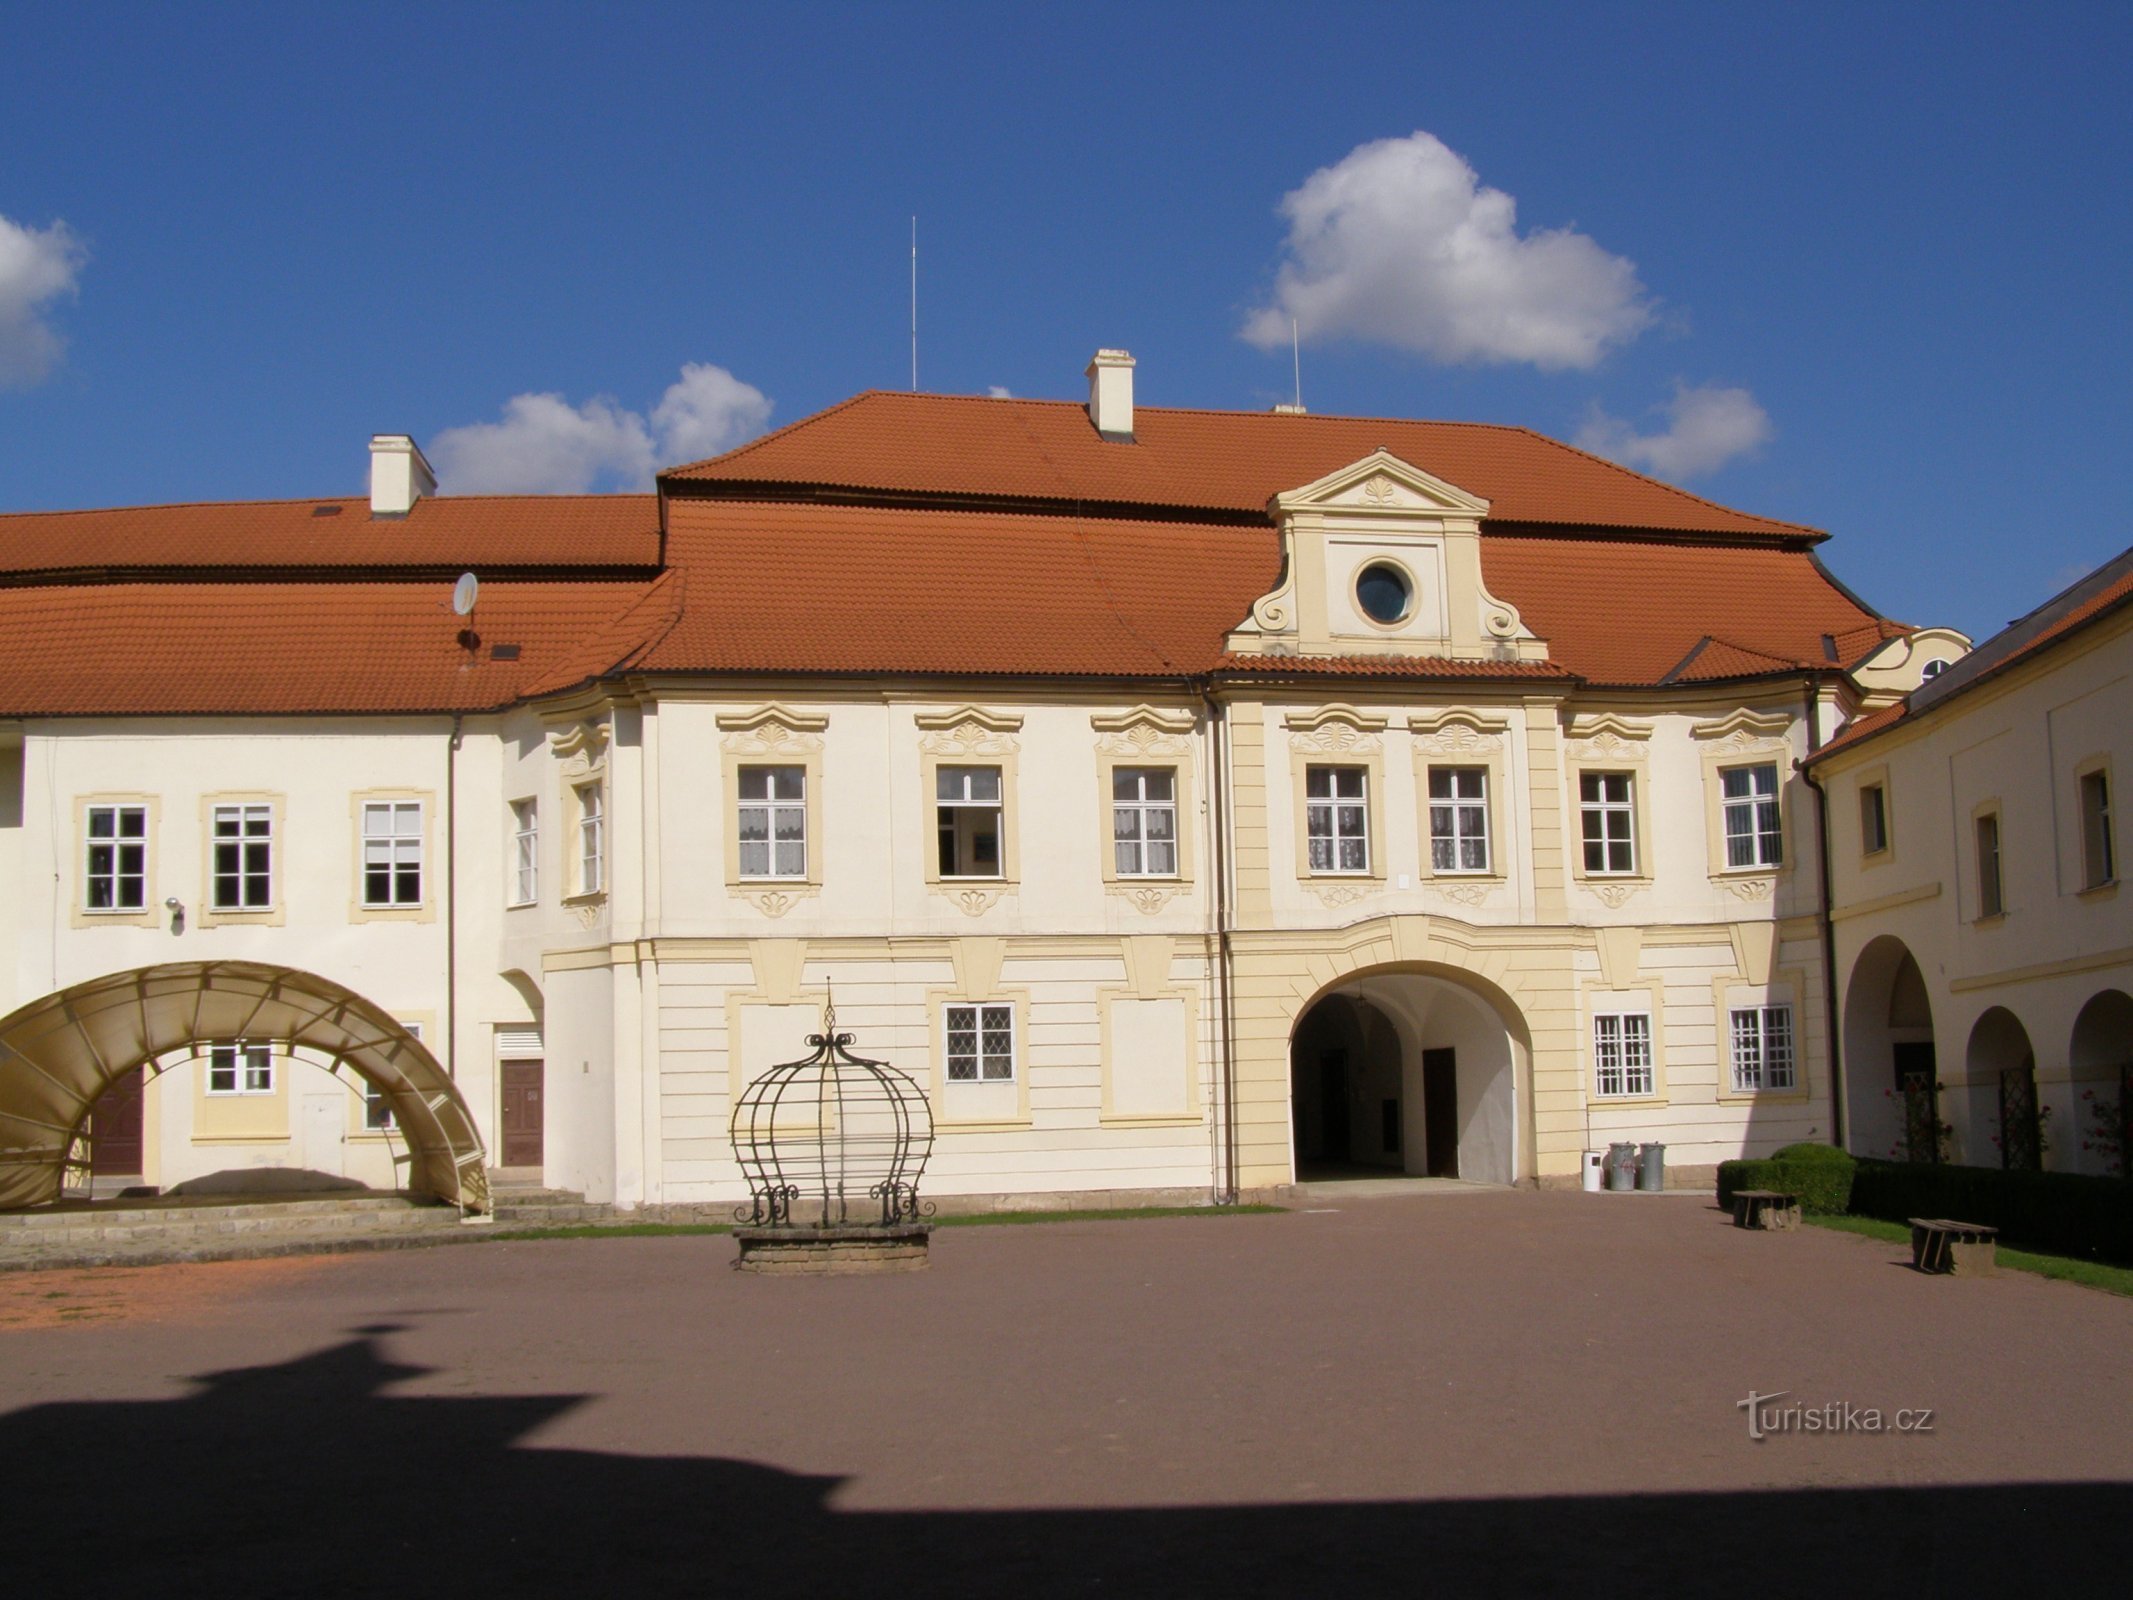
top-left (3, 1), bottom-right (2129, 645)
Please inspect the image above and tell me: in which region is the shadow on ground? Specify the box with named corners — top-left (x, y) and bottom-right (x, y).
top-left (9, 1328), bottom-right (2122, 1595)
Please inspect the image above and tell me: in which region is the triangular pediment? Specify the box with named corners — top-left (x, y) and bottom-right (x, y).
top-left (1269, 450), bottom-right (1492, 520)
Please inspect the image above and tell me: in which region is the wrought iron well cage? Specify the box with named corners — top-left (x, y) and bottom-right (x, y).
top-left (729, 1003), bottom-right (934, 1227)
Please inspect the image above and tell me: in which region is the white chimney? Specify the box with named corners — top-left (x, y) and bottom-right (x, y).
top-left (1086, 348), bottom-right (1136, 442)
top-left (369, 434), bottom-right (437, 517)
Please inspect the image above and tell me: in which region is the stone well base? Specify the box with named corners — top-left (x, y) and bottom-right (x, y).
top-left (732, 1223), bottom-right (932, 1275)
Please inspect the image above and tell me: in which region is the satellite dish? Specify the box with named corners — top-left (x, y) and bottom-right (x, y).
top-left (451, 572), bottom-right (480, 616)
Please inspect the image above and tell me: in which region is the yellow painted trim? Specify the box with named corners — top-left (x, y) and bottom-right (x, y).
top-left (195, 792), bottom-right (288, 928)
top-left (348, 788), bottom-right (438, 925)
top-left (1948, 944), bottom-right (2133, 993)
top-left (1830, 880), bottom-right (1943, 923)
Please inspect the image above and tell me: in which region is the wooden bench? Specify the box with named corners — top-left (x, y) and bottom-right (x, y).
top-left (1732, 1189), bottom-right (1801, 1231)
top-left (1909, 1217), bottom-right (1998, 1277)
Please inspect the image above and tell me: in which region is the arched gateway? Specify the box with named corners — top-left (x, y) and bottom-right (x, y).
top-left (0, 962), bottom-right (489, 1213)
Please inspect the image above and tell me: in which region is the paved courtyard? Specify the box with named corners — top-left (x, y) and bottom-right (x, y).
top-left (5, 1189), bottom-right (2129, 1594)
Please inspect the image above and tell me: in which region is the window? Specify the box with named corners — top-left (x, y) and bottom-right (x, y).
top-left (2081, 770), bottom-right (2115, 888)
top-left (945, 1002), bottom-right (1014, 1082)
top-left (85, 803), bottom-right (148, 911)
top-left (738, 766), bottom-right (806, 879)
top-left (1579, 772), bottom-right (1636, 874)
top-left (1428, 768), bottom-right (1489, 873)
top-left (510, 800), bottom-right (538, 905)
top-left (206, 1040), bottom-right (274, 1096)
top-left (211, 803), bottom-right (273, 909)
top-left (365, 1024), bottom-right (416, 1130)
top-left (362, 801), bottom-right (423, 906)
top-left (1860, 783), bottom-right (1889, 857)
top-left (1721, 764), bottom-right (1782, 869)
top-left (1305, 766), bottom-right (1369, 874)
top-left (576, 783), bottom-right (605, 895)
top-left (1594, 1013), bottom-right (1654, 1098)
top-left (1112, 767), bottom-right (1178, 877)
top-left (1730, 1006), bottom-right (1797, 1092)
top-left (936, 765), bottom-right (1003, 878)
top-left (1975, 811), bottom-right (2003, 918)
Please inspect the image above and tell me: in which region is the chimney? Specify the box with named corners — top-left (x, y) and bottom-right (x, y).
top-left (369, 434), bottom-right (437, 517)
top-left (1085, 348), bottom-right (1135, 442)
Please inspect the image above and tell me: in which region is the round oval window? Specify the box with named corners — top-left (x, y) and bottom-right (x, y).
top-left (1356, 562), bottom-right (1413, 625)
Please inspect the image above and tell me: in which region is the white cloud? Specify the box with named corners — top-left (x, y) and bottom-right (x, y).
top-left (1575, 381), bottom-right (1773, 481)
top-left (987, 385), bottom-right (1013, 399)
top-left (1243, 132), bottom-right (1653, 370)
top-left (430, 363), bottom-right (772, 493)
top-left (649, 362), bottom-right (774, 464)
top-left (0, 214), bottom-right (88, 388)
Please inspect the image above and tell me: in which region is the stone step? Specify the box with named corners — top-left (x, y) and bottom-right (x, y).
top-left (0, 1193), bottom-right (424, 1231)
top-left (0, 1196), bottom-right (466, 1271)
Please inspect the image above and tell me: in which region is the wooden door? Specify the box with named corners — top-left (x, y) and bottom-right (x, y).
top-left (1422, 1048), bottom-right (1459, 1178)
top-left (89, 1067), bottom-right (145, 1176)
top-left (500, 1061), bottom-right (544, 1167)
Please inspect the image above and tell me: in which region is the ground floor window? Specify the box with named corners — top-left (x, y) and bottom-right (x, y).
top-left (945, 1003), bottom-right (1014, 1082)
top-left (207, 1041), bottom-right (274, 1095)
top-left (1593, 1013), bottom-right (1654, 1097)
top-left (1730, 1006), bottom-right (1796, 1092)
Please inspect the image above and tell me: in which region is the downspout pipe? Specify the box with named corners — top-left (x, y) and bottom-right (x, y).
top-left (1200, 682), bottom-right (1241, 1205)
top-left (447, 714), bottom-right (462, 1083)
top-left (1796, 677), bottom-right (1845, 1152)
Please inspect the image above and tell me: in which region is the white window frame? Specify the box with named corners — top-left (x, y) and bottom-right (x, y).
top-left (1721, 762), bottom-right (1782, 869)
top-left (1428, 767), bottom-right (1490, 874)
top-left (1729, 1006), bottom-right (1797, 1092)
top-left (1305, 766), bottom-right (1370, 875)
top-left (211, 802), bottom-right (274, 910)
top-left (1593, 1012), bottom-right (1655, 1098)
top-left (1580, 772), bottom-right (1637, 875)
top-left (936, 765), bottom-right (1005, 880)
top-left (2080, 769), bottom-right (2115, 889)
top-left (576, 782), bottom-right (605, 896)
top-left (361, 800), bottom-right (424, 907)
top-left (738, 764), bottom-right (807, 880)
top-left (510, 799), bottom-right (538, 906)
top-left (84, 802), bottom-right (149, 912)
top-left (1112, 766), bottom-right (1179, 878)
top-left (206, 1040), bottom-right (275, 1097)
top-left (944, 1002), bottom-right (1015, 1083)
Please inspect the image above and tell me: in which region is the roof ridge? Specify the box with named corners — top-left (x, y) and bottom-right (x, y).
top-left (0, 495), bottom-right (364, 519)
top-left (659, 390), bottom-right (872, 476)
top-left (1513, 425), bottom-right (1825, 540)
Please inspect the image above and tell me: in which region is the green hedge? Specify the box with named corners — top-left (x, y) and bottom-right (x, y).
top-left (1848, 1160), bottom-right (2133, 1266)
top-left (1717, 1147), bottom-right (1857, 1215)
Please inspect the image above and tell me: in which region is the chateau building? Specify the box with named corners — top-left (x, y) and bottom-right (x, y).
top-left (0, 352), bottom-right (1962, 1209)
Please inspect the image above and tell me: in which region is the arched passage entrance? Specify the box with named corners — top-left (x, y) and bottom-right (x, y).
top-left (0, 961), bottom-right (489, 1213)
top-left (2068, 989), bottom-right (2133, 1176)
top-left (1966, 1006), bottom-right (2038, 1172)
top-left (1289, 966), bottom-right (1527, 1185)
top-left (1843, 935), bottom-right (1939, 1162)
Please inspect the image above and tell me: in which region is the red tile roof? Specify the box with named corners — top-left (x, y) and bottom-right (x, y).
top-left (0, 494), bottom-right (660, 576)
top-left (664, 392), bottom-right (1822, 540)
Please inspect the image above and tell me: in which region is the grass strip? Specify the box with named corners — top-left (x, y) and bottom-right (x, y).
top-left (1807, 1213), bottom-right (2133, 1298)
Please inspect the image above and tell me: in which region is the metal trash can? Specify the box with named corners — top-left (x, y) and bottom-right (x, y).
top-left (1582, 1150), bottom-right (1605, 1192)
top-left (1637, 1142), bottom-right (1666, 1192)
top-left (1606, 1141), bottom-right (1639, 1192)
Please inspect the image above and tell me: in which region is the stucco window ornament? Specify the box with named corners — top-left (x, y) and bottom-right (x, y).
top-left (1306, 881), bottom-right (1372, 910)
top-left (1427, 880), bottom-right (1491, 908)
top-left (717, 704), bottom-right (828, 758)
top-left (1584, 880), bottom-right (1645, 910)
top-left (730, 994), bottom-right (934, 1230)
top-left (742, 886), bottom-right (815, 919)
top-left (549, 718), bottom-right (610, 781)
top-left (1718, 876), bottom-right (1777, 903)
top-left (1284, 705), bottom-right (1387, 757)
top-left (949, 887), bottom-right (1004, 917)
top-left (916, 705), bottom-right (1022, 758)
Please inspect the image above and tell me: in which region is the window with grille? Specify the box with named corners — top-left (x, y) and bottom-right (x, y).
top-left (945, 1002), bottom-right (1014, 1082)
top-left (2081, 770), bottom-right (2115, 889)
top-left (1580, 772), bottom-right (1636, 874)
top-left (206, 1040), bottom-right (274, 1096)
top-left (738, 766), bottom-right (806, 879)
top-left (84, 803), bottom-right (148, 911)
top-left (361, 801), bottom-right (423, 906)
top-left (1721, 764), bottom-right (1782, 868)
top-left (1594, 1013), bottom-right (1654, 1097)
top-left (1305, 766), bottom-right (1369, 874)
top-left (1859, 783), bottom-right (1888, 856)
top-left (211, 803), bottom-right (273, 909)
top-left (510, 799), bottom-right (538, 905)
top-left (1112, 767), bottom-right (1178, 877)
top-left (1730, 1006), bottom-right (1796, 1092)
top-left (577, 783), bottom-right (605, 895)
top-left (936, 766), bottom-right (1003, 878)
top-left (1428, 767), bottom-right (1489, 873)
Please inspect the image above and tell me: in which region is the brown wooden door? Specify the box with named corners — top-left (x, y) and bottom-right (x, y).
top-left (1422, 1048), bottom-right (1459, 1178)
top-left (500, 1061), bottom-right (544, 1167)
top-left (89, 1067), bottom-right (145, 1176)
